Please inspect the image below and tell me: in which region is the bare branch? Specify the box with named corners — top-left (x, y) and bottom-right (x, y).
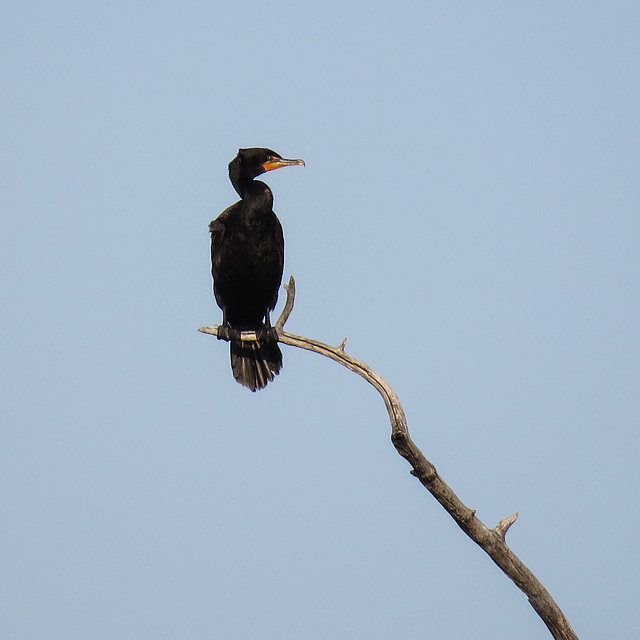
top-left (275, 275), bottom-right (296, 332)
top-left (199, 277), bottom-right (579, 640)
top-left (494, 512), bottom-right (519, 541)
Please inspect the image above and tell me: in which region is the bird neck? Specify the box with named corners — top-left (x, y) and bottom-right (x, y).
top-left (240, 180), bottom-right (274, 214)
top-left (229, 161), bottom-right (263, 199)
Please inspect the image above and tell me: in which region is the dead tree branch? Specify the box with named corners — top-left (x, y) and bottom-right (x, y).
top-left (199, 276), bottom-right (578, 640)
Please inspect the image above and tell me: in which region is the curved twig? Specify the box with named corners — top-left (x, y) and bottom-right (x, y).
top-left (198, 277), bottom-right (579, 640)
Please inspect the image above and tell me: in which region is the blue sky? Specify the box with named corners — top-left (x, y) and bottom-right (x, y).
top-left (2, 2), bottom-right (639, 638)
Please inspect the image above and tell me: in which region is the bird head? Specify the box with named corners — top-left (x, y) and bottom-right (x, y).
top-left (229, 148), bottom-right (305, 194)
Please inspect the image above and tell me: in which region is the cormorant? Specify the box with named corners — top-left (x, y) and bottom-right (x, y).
top-left (210, 148), bottom-right (305, 391)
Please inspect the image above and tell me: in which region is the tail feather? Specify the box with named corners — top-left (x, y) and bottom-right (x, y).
top-left (230, 338), bottom-right (282, 392)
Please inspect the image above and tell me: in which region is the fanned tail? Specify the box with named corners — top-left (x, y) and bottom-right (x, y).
top-left (230, 338), bottom-right (282, 392)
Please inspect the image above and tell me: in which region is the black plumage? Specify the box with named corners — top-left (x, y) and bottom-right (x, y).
top-left (210, 148), bottom-right (304, 391)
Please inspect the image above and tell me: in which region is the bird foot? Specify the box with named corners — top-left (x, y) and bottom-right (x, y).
top-left (217, 325), bottom-right (241, 342)
top-left (257, 327), bottom-right (278, 342)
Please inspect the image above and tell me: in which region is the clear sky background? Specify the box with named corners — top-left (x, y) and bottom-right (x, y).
top-left (2, 2), bottom-right (639, 639)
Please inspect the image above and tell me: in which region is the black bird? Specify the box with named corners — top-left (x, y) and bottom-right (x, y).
top-left (210, 148), bottom-right (305, 391)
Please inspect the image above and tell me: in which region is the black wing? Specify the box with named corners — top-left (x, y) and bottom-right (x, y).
top-left (209, 204), bottom-right (235, 261)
